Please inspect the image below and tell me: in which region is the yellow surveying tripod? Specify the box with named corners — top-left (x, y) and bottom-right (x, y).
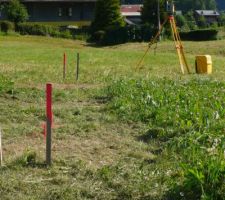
top-left (137, 1), bottom-right (191, 74)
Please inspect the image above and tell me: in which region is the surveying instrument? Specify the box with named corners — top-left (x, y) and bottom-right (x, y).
top-left (137, 0), bottom-right (191, 74)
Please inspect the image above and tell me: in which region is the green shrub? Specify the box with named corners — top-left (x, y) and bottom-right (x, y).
top-left (0, 21), bottom-right (15, 33)
top-left (180, 29), bottom-right (218, 41)
top-left (17, 23), bottom-right (72, 39)
top-left (17, 23), bottom-right (59, 36)
top-left (91, 25), bottom-right (157, 45)
top-left (14, 150), bottom-right (37, 167)
top-left (181, 152), bottom-right (225, 200)
top-left (59, 30), bottom-right (72, 39)
top-left (92, 30), bottom-right (106, 44)
top-left (101, 26), bottom-right (128, 45)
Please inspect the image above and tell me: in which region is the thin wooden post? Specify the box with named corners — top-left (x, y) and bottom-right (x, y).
top-left (0, 127), bottom-right (3, 167)
top-left (46, 84), bottom-right (52, 166)
top-left (63, 53), bottom-right (66, 80)
top-left (76, 53), bottom-right (80, 81)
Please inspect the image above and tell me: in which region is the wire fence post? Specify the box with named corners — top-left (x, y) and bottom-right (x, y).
top-left (76, 52), bottom-right (80, 81)
top-left (63, 53), bottom-right (66, 80)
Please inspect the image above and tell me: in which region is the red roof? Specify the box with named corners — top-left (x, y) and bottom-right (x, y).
top-left (120, 5), bottom-right (142, 13)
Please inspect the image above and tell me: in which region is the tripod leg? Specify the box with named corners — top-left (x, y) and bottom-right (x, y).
top-left (169, 17), bottom-right (190, 74)
top-left (170, 19), bottom-right (185, 74)
top-left (136, 18), bottom-right (168, 70)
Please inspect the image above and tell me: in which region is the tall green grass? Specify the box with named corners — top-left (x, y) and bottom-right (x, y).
top-left (105, 78), bottom-right (225, 199)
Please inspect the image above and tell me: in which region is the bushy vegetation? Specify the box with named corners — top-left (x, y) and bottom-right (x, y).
top-left (17, 23), bottom-right (72, 39)
top-left (4, 0), bottom-right (28, 24)
top-left (0, 21), bottom-right (15, 33)
top-left (180, 29), bottom-right (218, 41)
top-left (91, 24), bottom-right (156, 45)
top-left (106, 78), bottom-right (225, 199)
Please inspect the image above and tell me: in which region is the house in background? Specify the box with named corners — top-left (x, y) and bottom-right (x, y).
top-left (120, 4), bottom-right (142, 25)
top-left (0, 0), bottom-right (97, 26)
top-left (194, 10), bottom-right (220, 24)
top-left (0, 0), bottom-right (144, 26)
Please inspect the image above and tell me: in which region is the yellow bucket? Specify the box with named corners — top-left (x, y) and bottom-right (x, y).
top-left (195, 55), bottom-right (212, 74)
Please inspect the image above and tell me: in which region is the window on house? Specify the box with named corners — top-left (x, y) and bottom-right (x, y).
top-left (58, 8), bottom-right (62, 17)
top-left (68, 8), bottom-right (72, 17)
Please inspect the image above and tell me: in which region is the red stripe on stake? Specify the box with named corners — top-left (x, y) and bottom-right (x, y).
top-left (42, 122), bottom-right (46, 139)
top-left (46, 83), bottom-right (52, 125)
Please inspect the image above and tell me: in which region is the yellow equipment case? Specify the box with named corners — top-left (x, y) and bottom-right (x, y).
top-left (195, 55), bottom-right (212, 74)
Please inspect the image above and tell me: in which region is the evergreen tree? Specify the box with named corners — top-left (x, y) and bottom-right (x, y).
top-left (91, 0), bottom-right (125, 33)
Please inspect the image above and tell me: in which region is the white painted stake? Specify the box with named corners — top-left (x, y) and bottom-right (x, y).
top-left (0, 128), bottom-right (3, 166)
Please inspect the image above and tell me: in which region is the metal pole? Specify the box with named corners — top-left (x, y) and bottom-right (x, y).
top-left (76, 53), bottom-right (80, 81)
top-left (46, 84), bottom-right (52, 166)
top-left (63, 53), bottom-right (66, 80)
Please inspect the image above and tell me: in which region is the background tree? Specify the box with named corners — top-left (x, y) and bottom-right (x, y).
top-left (141, 0), bottom-right (166, 27)
top-left (175, 0), bottom-right (217, 12)
top-left (184, 11), bottom-right (197, 30)
top-left (197, 15), bottom-right (207, 28)
top-left (5, 0), bottom-right (28, 24)
top-left (91, 0), bottom-right (125, 33)
top-left (175, 14), bottom-right (187, 28)
top-left (218, 11), bottom-right (225, 26)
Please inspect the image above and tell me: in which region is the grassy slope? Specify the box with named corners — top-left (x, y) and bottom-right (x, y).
top-left (0, 35), bottom-right (225, 199)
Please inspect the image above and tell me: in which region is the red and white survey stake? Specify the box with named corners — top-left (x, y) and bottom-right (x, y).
top-left (46, 83), bottom-right (53, 165)
top-left (46, 83), bottom-right (53, 125)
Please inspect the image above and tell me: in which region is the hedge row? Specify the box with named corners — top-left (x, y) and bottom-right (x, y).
top-left (0, 21), bottom-right (219, 43)
top-left (91, 25), bottom-right (157, 45)
top-left (16, 23), bottom-right (72, 39)
top-left (92, 26), bottom-right (219, 45)
top-left (180, 29), bottom-right (218, 41)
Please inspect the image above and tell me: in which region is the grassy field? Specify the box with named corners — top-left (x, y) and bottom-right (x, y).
top-left (0, 35), bottom-right (224, 200)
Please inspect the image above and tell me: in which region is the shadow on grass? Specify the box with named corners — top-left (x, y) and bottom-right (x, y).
top-left (163, 184), bottom-right (201, 200)
top-left (137, 127), bottom-right (188, 144)
top-left (94, 95), bottom-right (111, 104)
top-left (7, 150), bottom-right (49, 169)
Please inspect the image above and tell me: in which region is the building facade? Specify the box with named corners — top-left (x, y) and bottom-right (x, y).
top-left (0, 0), bottom-right (96, 23)
top-left (0, 0), bottom-right (144, 25)
top-left (195, 10), bottom-right (220, 24)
